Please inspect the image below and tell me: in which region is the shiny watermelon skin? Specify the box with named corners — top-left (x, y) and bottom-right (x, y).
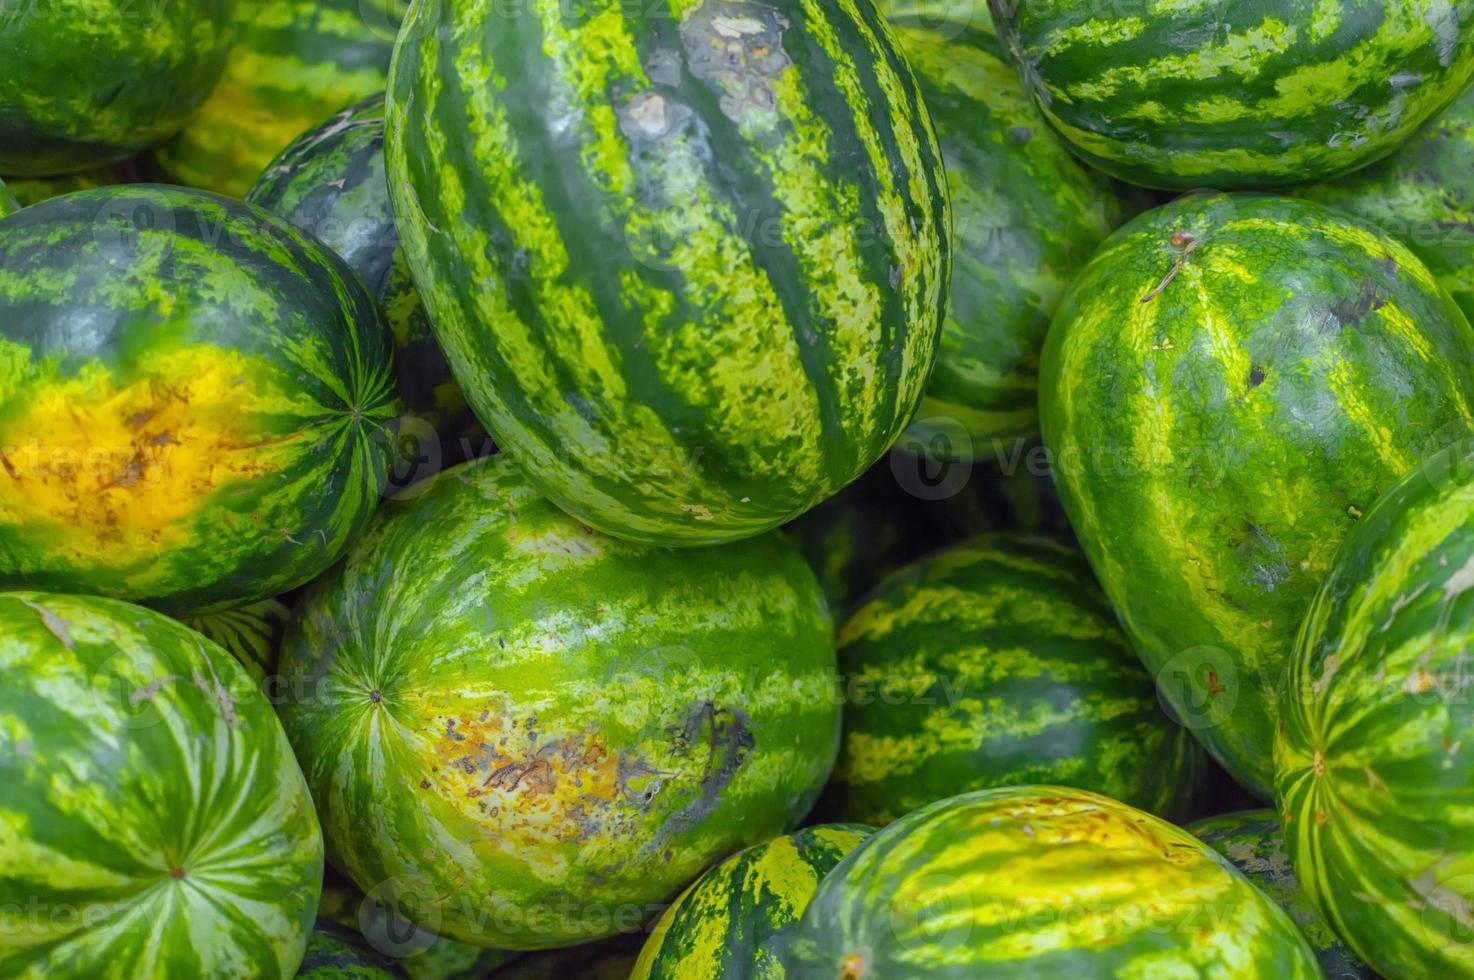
top-left (891, 14), bottom-right (1125, 457)
top-left (0, 0), bottom-right (235, 176)
top-left (248, 94), bottom-right (487, 473)
top-left (785, 786), bottom-right (1321, 977)
top-left (632, 824), bottom-right (872, 979)
top-left (1295, 83), bottom-right (1474, 324)
top-left (180, 598), bottom-right (292, 683)
top-left (1276, 439), bottom-right (1474, 978)
top-left (386, 0), bottom-right (950, 546)
top-left (0, 185), bottom-right (400, 614)
top-left (0, 591), bottom-right (323, 977)
top-left (828, 533), bottom-right (1205, 826)
top-left (1040, 191), bottom-right (1474, 798)
top-left (1189, 810), bottom-right (1376, 980)
top-left (989, 0), bottom-right (1474, 190)
top-left (277, 455), bottom-right (841, 950)
top-left (156, 0), bottom-right (406, 197)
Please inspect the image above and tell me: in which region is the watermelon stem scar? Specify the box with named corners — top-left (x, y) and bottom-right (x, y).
top-left (1141, 231), bottom-right (1201, 303)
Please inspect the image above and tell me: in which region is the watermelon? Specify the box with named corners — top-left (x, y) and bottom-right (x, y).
top-left (1277, 438), bottom-right (1474, 978)
top-left (3, 157), bottom-right (145, 210)
top-left (0, 178), bottom-right (16, 218)
top-left (248, 94), bottom-right (488, 477)
top-left (632, 824), bottom-right (872, 979)
top-left (298, 930), bottom-right (404, 979)
top-left (0, 0), bottom-right (236, 176)
top-left (826, 533), bottom-right (1206, 826)
top-left (784, 786), bottom-right (1321, 977)
top-left (889, 12), bottom-right (1127, 458)
top-left (0, 591), bottom-right (323, 976)
top-left (155, 0), bottom-right (405, 198)
top-left (1295, 84), bottom-right (1474, 323)
top-left (180, 598), bottom-right (292, 683)
top-left (489, 934), bottom-right (643, 979)
top-left (276, 454), bottom-right (841, 949)
top-left (1039, 191), bottom-right (1474, 798)
top-left (385, 0), bottom-right (950, 546)
top-left (988, 1), bottom-right (1474, 190)
top-left (1189, 810), bottom-right (1376, 979)
top-left (0, 185), bottom-right (400, 614)
top-left (940, 442), bottom-right (1072, 544)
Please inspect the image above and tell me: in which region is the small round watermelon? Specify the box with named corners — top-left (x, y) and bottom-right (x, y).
top-left (277, 455), bottom-right (841, 950)
top-left (0, 0), bottom-right (236, 176)
top-left (1189, 809), bottom-right (1375, 979)
top-left (784, 786), bottom-right (1321, 977)
top-left (297, 930), bottom-right (404, 979)
top-left (1277, 438), bottom-right (1474, 978)
top-left (827, 533), bottom-right (1205, 825)
top-left (632, 824), bottom-right (872, 979)
top-left (179, 597), bottom-right (293, 684)
top-left (990, 1), bottom-right (1474, 190)
top-left (1041, 191), bottom-right (1474, 798)
top-left (0, 591), bottom-right (323, 976)
top-left (155, 0), bottom-right (406, 198)
top-left (0, 185), bottom-right (400, 614)
top-left (889, 12), bottom-right (1127, 458)
top-left (248, 94), bottom-right (487, 477)
top-left (386, 0), bottom-right (950, 546)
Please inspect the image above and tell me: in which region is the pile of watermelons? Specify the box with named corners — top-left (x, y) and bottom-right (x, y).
top-left (6, 0), bottom-right (1474, 976)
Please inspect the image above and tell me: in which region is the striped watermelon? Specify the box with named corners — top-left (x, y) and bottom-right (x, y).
top-left (298, 930), bottom-right (403, 979)
top-left (180, 598), bottom-right (293, 683)
top-left (1189, 810), bottom-right (1375, 979)
top-left (155, 0), bottom-right (405, 198)
top-left (2, 157), bottom-right (145, 210)
top-left (990, 1), bottom-right (1474, 190)
top-left (0, 0), bottom-right (235, 176)
top-left (0, 178), bottom-right (16, 218)
top-left (248, 94), bottom-right (487, 475)
top-left (385, 0), bottom-right (950, 546)
top-left (0, 185), bottom-right (400, 614)
top-left (941, 445), bottom-right (1073, 544)
top-left (1277, 438), bottom-right (1474, 978)
top-left (1040, 191), bottom-right (1474, 797)
top-left (784, 786), bottom-right (1320, 977)
top-left (276, 454), bottom-right (841, 949)
top-left (632, 824), bottom-right (872, 979)
top-left (889, 12), bottom-right (1126, 458)
top-left (827, 533), bottom-right (1205, 826)
top-left (1295, 84), bottom-right (1474, 323)
top-left (0, 591), bottom-right (323, 976)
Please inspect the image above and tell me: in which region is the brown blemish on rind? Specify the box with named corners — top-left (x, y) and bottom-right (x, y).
top-left (679, 0), bottom-right (793, 125)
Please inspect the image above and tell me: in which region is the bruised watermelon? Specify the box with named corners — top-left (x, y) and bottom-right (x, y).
top-left (0, 186), bottom-right (400, 613)
top-left (277, 455), bottom-right (840, 949)
top-left (385, 0), bottom-right (950, 546)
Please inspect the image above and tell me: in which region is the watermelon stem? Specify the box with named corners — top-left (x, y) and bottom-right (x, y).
top-left (1141, 232), bottom-right (1201, 303)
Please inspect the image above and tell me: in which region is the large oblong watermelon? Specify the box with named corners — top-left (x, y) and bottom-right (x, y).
top-left (385, 0), bottom-right (951, 546)
top-left (0, 185), bottom-right (400, 614)
top-left (248, 95), bottom-right (487, 476)
top-left (783, 786), bottom-right (1321, 977)
top-left (989, 1), bottom-right (1474, 190)
top-left (1040, 191), bottom-right (1474, 797)
top-left (632, 824), bottom-right (872, 979)
top-left (276, 454), bottom-right (841, 950)
top-left (0, 0), bottom-right (236, 176)
top-left (1277, 439), bottom-right (1474, 978)
top-left (827, 533), bottom-right (1206, 825)
top-left (0, 591), bottom-right (324, 976)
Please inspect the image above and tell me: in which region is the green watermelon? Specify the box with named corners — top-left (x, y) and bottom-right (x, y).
top-left (180, 598), bottom-right (292, 683)
top-left (1277, 439), bottom-right (1474, 978)
top-left (1039, 191), bottom-right (1474, 798)
top-left (0, 591), bottom-right (323, 975)
top-left (298, 930), bottom-right (404, 979)
top-left (1189, 810), bottom-right (1376, 979)
top-left (0, 178), bottom-right (16, 218)
top-left (785, 786), bottom-right (1320, 977)
top-left (889, 13), bottom-right (1126, 458)
top-left (385, 0), bottom-right (950, 546)
top-left (939, 442), bottom-right (1072, 544)
top-left (155, 0), bottom-right (405, 198)
top-left (632, 824), bottom-right (872, 979)
top-left (2, 157), bottom-right (145, 210)
top-left (248, 94), bottom-right (488, 476)
top-left (0, 0), bottom-right (236, 176)
top-left (827, 533), bottom-right (1205, 826)
top-left (1295, 84), bottom-right (1474, 323)
top-left (276, 454), bottom-right (841, 950)
top-left (989, 1), bottom-right (1474, 190)
top-left (0, 185), bottom-right (400, 614)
